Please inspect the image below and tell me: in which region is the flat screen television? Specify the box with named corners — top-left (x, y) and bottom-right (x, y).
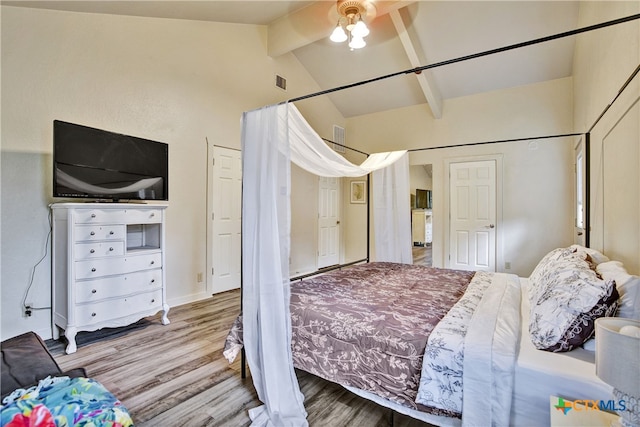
top-left (415, 189), bottom-right (432, 209)
top-left (53, 120), bottom-right (168, 202)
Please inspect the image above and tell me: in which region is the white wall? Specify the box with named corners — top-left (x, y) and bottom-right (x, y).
top-left (0, 6), bottom-right (345, 340)
top-left (346, 78), bottom-right (575, 276)
top-left (573, 2), bottom-right (640, 273)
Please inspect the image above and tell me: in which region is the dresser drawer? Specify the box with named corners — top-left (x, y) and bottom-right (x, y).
top-left (75, 270), bottom-right (162, 303)
top-left (75, 252), bottom-right (162, 279)
top-left (74, 224), bottom-right (125, 242)
top-left (123, 209), bottom-right (162, 224)
top-left (75, 289), bottom-right (163, 326)
top-left (74, 209), bottom-right (127, 224)
top-left (74, 241), bottom-right (125, 260)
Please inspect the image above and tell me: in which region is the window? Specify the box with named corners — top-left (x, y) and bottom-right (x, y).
top-left (576, 151), bottom-right (584, 229)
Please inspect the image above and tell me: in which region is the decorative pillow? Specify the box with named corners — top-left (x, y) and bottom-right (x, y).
top-left (528, 247), bottom-right (586, 307)
top-left (596, 260), bottom-right (640, 320)
top-left (541, 284), bottom-right (619, 352)
top-left (570, 244), bottom-right (610, 266)
top-left (528, 250), bottom-right (618, 352)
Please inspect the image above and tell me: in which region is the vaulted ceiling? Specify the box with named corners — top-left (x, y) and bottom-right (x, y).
top-left (4, 1), bottom-right (590, 118)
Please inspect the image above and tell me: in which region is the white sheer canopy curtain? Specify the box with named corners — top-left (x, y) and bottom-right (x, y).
top-left (241, 103), bottom-right (410, 426)
top-left (373, 154), bottom-right (413, 263)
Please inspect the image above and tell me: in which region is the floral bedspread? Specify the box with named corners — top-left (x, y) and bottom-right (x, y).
top-left (289, 262), bottom-right (474, 413)
top-left (1, 376), bottom-right (133, 427)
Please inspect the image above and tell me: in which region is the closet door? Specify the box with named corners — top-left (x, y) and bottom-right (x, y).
top-left (211, 146), bottom-right (242, 294)
top-left (449, 160), bottom-right (496, 272)
top-left (318, 176), bottom-right (341, 268)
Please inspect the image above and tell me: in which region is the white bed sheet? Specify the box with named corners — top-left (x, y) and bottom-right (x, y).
top-left (510, 278), bottom-right (614, 426)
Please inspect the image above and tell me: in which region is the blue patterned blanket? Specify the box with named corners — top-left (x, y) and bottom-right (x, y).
top-left (1, 376), bottom-right (133, 426)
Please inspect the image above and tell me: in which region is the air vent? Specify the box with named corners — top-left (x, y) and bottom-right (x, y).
top-left (275, 74), bottom-right (287, 91)
top-left (333, 125), bottom-right (346, 153)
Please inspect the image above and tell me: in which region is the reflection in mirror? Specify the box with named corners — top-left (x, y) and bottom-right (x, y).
top-left (410, 164), bottom-right (433, 266)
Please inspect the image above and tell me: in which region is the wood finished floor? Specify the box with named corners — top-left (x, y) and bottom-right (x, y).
top-left (412, 244), bottom-right (432, 266)
top-left (48, 289), bottom-right (434, 427)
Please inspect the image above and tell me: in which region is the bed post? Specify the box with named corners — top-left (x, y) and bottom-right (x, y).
top-left (366, 173), bottom-right (371, 263)
top-left (240, 166), bottom-right (247, 380)
top-left (585, 132), bottom-right (591, 248)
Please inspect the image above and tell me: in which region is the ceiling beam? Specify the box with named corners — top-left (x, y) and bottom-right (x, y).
top-left (267, 1), bottom-right (417, 58)
top-left (389, 9), bottom-right (443, 119)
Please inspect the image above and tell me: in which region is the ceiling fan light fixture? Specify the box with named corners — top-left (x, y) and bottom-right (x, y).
top-left (351, 19), bottom-right (369, 38)
top-left (329, 0), bottom-right (373, 50)
top-left (330, 24), bottom-right (348, 42)
top-left (349, 36), bottom-right (366, 50)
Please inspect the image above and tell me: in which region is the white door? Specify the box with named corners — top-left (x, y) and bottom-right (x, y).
top-left (574, 140), bottom-right (586, 246)
top-left (212, 146), bottom-right (242, 293)
top-left (449, 160), bottom-right (496, 271)
top-left (318, 176), bottom-right (340, 268)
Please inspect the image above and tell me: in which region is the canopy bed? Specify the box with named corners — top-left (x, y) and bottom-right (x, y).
top-left (229, 12), bottom-right (640, 427)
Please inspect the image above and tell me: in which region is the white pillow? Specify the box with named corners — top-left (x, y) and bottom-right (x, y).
top-left (596, 260), bottom-right (640, 320)
top-left (570, 244), bottom-right (610, 265)
top-left (582, 338), bottom-right (596, 352)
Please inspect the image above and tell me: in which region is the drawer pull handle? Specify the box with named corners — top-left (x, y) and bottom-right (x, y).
top-left (91, 289), bottom-right (97, 294)
top-left (150, 213), bottom-right (155, 217)
top-left (90, 231), bottom-right (95, 236)
top-left (90, 249), bottom-right (95, 254)
top-left (91, 214), bottom-right (96, 218)
top-left (91, 268), bottom-right (96, 272)
top-left (109, 231), bottom-right (114, 235)
top-left (150, 261), bottom-right (155, 265)
top-left (151, 279), bottom-right (155, 283)
top-left (91, 312), bottom-right (96, 317)
top-left (109, 247), bottom-right (114, 251)
top-left (151, 299), bottom-right (155, 303)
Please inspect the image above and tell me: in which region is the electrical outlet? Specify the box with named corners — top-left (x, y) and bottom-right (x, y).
top-left (505, 261), bottom-right (511, 270)
top-left (24, 302), bottom-right (33, 317)
top-left (197, 272), bottom-right (203, 283)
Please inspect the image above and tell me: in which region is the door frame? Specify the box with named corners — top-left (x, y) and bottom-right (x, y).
top-left (443, 154), bottom-right (503, 271)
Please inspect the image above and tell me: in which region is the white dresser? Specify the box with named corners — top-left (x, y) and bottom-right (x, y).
top-left (412, 209), bottom-right (433, 246)
top-left (51, 203), bottom-right (169, 354)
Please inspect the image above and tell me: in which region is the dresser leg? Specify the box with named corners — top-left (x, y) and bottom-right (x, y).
top-left (65, 327), bottom-right (78, 354)
top-left (161, 303), bottom-right (170, 325)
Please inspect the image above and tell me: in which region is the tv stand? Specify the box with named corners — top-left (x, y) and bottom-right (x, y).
top-left (51, 202), bottom-right (169, 354)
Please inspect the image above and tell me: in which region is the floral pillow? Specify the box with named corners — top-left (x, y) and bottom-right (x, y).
top-left (528, 247), bottom-right (585, 306)
top-left (528, 248), bottom-right (618, 352)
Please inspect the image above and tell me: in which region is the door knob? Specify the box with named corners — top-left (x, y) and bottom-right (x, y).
top-left (336, 221), bottom-right (340, 225)
top-left (485, 224), bottom-right (495, 229)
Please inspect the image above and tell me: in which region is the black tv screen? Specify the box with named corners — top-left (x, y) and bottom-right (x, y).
top-left (415, 189), bottom-right (432, 209)
top-left (53, 120), bottom-right (168, 201)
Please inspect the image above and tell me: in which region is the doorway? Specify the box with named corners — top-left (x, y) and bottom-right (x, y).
top-left (410, 164), bottom-right (433, 266)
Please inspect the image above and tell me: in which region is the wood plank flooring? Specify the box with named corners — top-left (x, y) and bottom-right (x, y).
top-left (47, 289), bottom-right (434, 427)
top-left (412, 244), bottom-right (432, 266)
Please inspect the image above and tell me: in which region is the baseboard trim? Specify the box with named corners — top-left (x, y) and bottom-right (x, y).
top-left (167, 291), bottom-right (210, 308)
